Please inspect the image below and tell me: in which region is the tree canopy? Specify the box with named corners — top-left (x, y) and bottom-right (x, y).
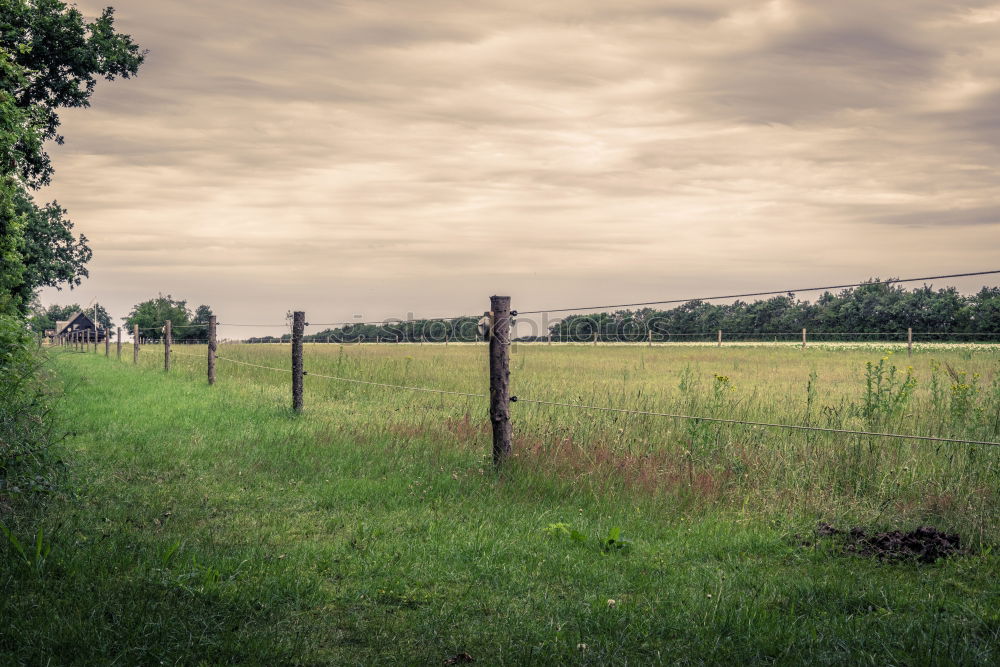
top-left (28, 300), bottom-right (111, 333)
top-left (545, 281), bottom-right (1000, 342)
top-left (123, 295), bottom-right (214, 342)
top-left (1, 0), bottom-right (146, 187)
top-left (0, 1), bottom-right (144, 315)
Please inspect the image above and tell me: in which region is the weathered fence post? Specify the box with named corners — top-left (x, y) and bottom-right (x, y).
top-left (489, 295), bottom-right (512, 465)
top-left (292, 311), bottom-right (304, 412)
top-left (802, 328), bottom-right (807, 349)
top-left (718, 329), bottom-right (722, 347)
top-left (164, 320), bottom-right (172, 371)
top-left (208, 315), bottom-right (217, 385)
top-left (104, 328), bottom-right (109, 356)
top-left (593, 329), bottom-right (598, 345)
top-left (116, 327), bottom-right (122, 360)
top-left (549, 332), bottom-right (553, 346)
top-left (907, 327), bottom-right (913, 356)
top-left (133, 325), bottom-right (140, 364)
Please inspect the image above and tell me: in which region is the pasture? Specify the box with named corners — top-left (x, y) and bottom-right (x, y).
top-left (2, 343), bottom-right (998, 664)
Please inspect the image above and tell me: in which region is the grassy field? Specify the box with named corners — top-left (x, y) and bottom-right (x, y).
top-left (1, 343), bottom-right (998, 664)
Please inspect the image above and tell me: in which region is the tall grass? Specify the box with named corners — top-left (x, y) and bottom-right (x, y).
top-left (123, 341), bottom-right (1000, 546)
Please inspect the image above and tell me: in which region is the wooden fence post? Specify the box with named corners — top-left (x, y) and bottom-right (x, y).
top-left (292, 311), bottom-right (304, 412)
top-left (105, 328), bottom-right (110, 356)
top-left (164, 320), bottom-right (172, 371)
top-left (907, 327), bottom-right (913, 356)
top-left (116, 327), bottom-right (122, 360)
top-left (802, 327), bottom-right (807, 349)
top-left (208, 315), bottom-right (217, 385)
top-left (718, 329), bottom-right (722, 347)
top-left (133, 325), bottom-right (140, 364)
top-left (489, 295), bottom-right (512, 465)
top-left (593, 329), bottom-right (598, 345)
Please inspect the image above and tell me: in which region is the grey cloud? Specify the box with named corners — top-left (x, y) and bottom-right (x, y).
top-left (872, 205), bottom-right (1000, 227)
top-left (35, 0), bottom-right (1000, 328)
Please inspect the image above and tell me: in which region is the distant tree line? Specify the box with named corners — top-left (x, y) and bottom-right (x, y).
top-left (544, 282), bottom-right (1000, 342)
top-left (244, 281), bottom-right (1000, 344)
top-left (246, 317), bottom-right (483, 343)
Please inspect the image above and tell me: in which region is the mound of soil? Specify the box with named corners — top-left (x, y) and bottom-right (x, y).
top-left (814, 523), bottom-right (962, 563)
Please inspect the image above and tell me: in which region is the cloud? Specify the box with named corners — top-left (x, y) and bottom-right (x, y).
top-left (36, 0), bottom-right (1000, 333)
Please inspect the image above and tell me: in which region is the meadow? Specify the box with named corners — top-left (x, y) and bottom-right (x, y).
top-left (1, 341), bottom-right (998, 664)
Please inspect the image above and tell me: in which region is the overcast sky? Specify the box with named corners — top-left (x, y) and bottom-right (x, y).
top-left (38, 0), bottom-right (1000, 337)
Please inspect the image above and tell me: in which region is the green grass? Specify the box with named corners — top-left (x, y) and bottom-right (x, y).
top-left (1, 345), bottom-right (999, 664)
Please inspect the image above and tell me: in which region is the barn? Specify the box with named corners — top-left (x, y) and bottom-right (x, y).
top-left (48, 311), bottom-right (106, 342)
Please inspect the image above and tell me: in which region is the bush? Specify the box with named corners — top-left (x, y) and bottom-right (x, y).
top-left (0, 313), bottom-right (62, 513)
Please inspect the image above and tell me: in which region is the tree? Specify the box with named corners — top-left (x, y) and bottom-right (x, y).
top-left (0, 1), bottom-right (144, 314)
top-left (123, 296), bottom-right (213, 342)
top-left (1, 0), bottom-right (146, 187)
top-left (16, 190), bottom-right (91, 290)
top-left (27, 300), bottom-right (111, 333)
top-left (0, 48), bottom-right (39, 315)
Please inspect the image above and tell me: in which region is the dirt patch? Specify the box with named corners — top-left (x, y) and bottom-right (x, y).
top-left (814, 522), bottom-right (962, 563)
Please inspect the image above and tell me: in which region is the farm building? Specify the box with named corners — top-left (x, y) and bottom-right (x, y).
top-left (47, 311), bottom-right (107, 342)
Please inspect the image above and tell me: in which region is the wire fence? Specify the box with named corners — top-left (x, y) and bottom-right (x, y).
top-left (50, 270), bottom-right (1000, 459)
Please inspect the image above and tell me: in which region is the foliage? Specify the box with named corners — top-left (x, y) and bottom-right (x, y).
top-left (548, 280), bottom-right (1000, 342)
top-left (298, 316), bottom-right (482, 344)
top-left (0, 1), bottom-right (144, 314)
top-left (14, 189), bottom-right (91, 293)
top-left (0, 312), bottom-right (62, 507)
top-left (27, 300), bottom-right (111, 332)
top-left (0, 0), bottom-right (146, 187)
top-left (860, 353), bottom-right (916, 427)
top-left (122, 295), bottom-right (214, 342)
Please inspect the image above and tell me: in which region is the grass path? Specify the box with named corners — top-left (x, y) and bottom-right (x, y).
top-left (1, 352), bottom-right (998, 664)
